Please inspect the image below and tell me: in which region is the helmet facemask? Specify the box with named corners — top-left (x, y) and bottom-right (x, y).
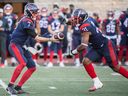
top-left (70, 16), bottom-right (83, 26)
top-left (71, 8), bottom-right (88, 26)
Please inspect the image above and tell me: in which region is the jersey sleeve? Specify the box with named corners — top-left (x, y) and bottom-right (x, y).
top-left (79, 23), bottom-right (91, 33)
top-left (22, 19), bottom-right (37, 38)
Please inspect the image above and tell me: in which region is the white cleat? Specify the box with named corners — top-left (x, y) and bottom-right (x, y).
top-left (59, 62), bottom-right (65, 67)
top-left (75, 63), bottom-right (81, 67)
top-left (118, 61), bottom-right (122, 65)
top-left (88, 82), bottom-right (103, 92)
top-left (47, 62), bottom-right (53, 68)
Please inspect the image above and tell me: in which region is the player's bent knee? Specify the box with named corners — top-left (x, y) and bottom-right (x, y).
top-left (82, 57), bottom-right (91, 65)
top-left (28, 67), bottom-right (36, 72)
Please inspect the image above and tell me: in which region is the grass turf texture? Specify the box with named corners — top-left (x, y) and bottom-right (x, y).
top-left (0, 66), bottom-right (128, 96)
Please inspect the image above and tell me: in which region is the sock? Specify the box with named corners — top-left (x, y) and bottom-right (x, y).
top-left (18, 67), bottom-right (36, 87)
top-left (75, 54), bottom-right (79, 58)
top-left (119, 66), bottom-right (128, 78)
top-left (93, 77), bottom-right (101, 84)
top-left (44, 47), bottom-right (48, 61)
top-left (102, 57), bottom-right (106, 65)
top-left (83, 63), bottom-right (97, 79)
top-left (58, 49), bottom-right (63, 62)
top-left (8, 83), bottom-right (14, 87)
top-left (10, 64), bottom-right (25, 84)
top-left (118, 46), bottom-right (125, 61)
top-left (126, 47), bottom-right (128, 61)
top-left (50, 51), bottom-right (54, 62)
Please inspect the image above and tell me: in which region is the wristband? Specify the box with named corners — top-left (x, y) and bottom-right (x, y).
top-left (71, 49), bottom-right (78, 55)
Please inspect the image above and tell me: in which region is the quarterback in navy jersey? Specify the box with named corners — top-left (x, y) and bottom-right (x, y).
top-left (6, 3), bottom-right (58, 95)
top-left (70, 8), bottom-right (128, 92)
top-left (118, 8), bottom-right (128, 65)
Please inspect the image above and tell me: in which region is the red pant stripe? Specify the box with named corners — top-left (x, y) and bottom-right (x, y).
top-left (10, 43), bottom-right (26, 64)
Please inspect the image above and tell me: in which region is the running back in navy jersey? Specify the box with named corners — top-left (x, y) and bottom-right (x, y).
top-left (80, 17), bottom-right (107, 48)
top-left (11, 16), bottom-right (36, 45)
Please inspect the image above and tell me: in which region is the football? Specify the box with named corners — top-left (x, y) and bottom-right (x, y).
top-left (54, 32), bottom-right (64, 40)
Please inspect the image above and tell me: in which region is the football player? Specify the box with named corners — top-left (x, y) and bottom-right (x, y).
top-left (102, 11), bottom-right (120, 45)
top-left (70, 9), bottom-right (128, 92)
top-left (6, 3), bottom-right (58, 95)
top-left (47, 9), bottom-right (65, 67)
top-left (0, 8), bottom-right (9, 68)
top-left (39, 7), bottom-right (50, 65)
top-left (118, 8), bottom-right (128, 65)
top-left (3, 4), bottom-right (18, 66)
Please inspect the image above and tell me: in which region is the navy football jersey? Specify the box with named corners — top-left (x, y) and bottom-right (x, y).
top-left (119, 13), bottom-right (128, 34)
top-left (103, 19), bottom-right (119, 36)
top-left (80, 17), bottom-right (107, 48)
top-left (48, 18), bottom-right (64, 32)
top-left (73, 25), bottom-right (81, 35)
top-left (4, 13), bottom-right (17, 34)
top-left (11, 16), bottom-right (36, 45)
top-left (39, 16), bottom-right (49, 35)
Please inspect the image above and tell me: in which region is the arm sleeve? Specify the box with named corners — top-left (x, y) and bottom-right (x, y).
top-left (22, 19), bottom-right (37, 38)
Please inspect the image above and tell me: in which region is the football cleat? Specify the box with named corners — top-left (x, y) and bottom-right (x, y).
top-left (14, 86), bottom-right (27, 94)
top-left (6, 86), bottom-right (17, 95)
top-left (88, 82), bottom-right (103, 92)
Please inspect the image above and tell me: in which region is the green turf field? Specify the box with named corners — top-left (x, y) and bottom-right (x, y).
top-left (0, 66), bottom-right (128, 96)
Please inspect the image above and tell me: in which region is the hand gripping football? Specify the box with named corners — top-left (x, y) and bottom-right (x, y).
top-left (54, 32), bottom-right (64, 40)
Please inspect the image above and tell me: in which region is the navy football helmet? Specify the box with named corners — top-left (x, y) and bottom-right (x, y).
top-left (107, 11), bottom-right (114, 20)
top-left (71, 8), bottom-right (88, 26)
top-left (24, 3), bottom-right (39, 18)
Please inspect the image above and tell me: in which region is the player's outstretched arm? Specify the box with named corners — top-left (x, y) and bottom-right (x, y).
top-left (35, 35), bottom-right (59, 43)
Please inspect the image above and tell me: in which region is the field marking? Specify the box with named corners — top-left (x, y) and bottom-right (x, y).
top-left (111, 72), bottom-right (121, 76)
top-left (48, 86), bottom-right (57, 89)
